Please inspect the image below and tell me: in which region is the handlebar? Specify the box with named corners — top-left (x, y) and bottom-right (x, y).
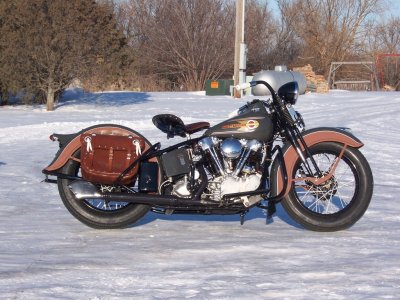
top-left (234, 82), bottom-right (252, 91)
top-left (235, 80), bottom-right (276, 96)
top-left (236, 80), bottom-right (296, 127)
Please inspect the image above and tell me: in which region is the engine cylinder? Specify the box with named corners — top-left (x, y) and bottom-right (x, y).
top-left (220, 138), bottom-right (242, 159)
top-left (198, 137), bottom-right (225, 175)
top-left (233, 139), bottom-right (262, 176)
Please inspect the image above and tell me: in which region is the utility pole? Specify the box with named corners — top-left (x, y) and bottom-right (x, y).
top-left (233, 0), bottom-right (245, 98)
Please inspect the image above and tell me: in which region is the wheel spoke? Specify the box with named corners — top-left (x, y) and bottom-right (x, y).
top-left (293, 148), bottom-right (357, 215)
top-left (338, 179), bottom-right (355, 188)
top-left (88, 199), bottom-right (129, 211)
top-left (335, 189), bottom-right (350, 209)
top-left (333, 164), bottom-right (351, 181)
top-left (296, 186), bottom-right (313, 199)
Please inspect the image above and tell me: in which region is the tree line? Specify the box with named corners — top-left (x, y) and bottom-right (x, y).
top-left (0, 0), bottom-right (398, 110)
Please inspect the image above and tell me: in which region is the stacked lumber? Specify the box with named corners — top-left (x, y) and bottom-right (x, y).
top-left (293, 64), bottom-right (329, 93)
top-left (383, 85), bottom-right (395, 91)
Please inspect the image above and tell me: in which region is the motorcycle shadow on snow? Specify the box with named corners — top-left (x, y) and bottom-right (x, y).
top-left (135, 203), bottom-right (302, 229)
top-left (57, 88), bottom-right (152, 108)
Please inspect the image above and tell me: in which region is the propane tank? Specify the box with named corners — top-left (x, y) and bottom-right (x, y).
top-left (252, 65), bottom-right (307, 96)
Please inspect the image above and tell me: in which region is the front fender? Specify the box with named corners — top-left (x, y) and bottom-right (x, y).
top-left (43, 124), bottom-right (153, 173)
top-left (270, 127), bottom-right (364, 198)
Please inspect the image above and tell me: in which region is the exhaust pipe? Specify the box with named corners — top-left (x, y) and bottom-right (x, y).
top-left (68, 181), bottom-right (209, 207)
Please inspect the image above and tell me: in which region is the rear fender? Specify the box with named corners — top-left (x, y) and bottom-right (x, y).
top-left (43, 124), bottom-right (155, 173)
top-left (270, 127), bottom-right (364, 198)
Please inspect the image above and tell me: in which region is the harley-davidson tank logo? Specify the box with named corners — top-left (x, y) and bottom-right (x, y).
top-left (246, 120), bottom-right (259, 130)
top-left (222, 122), bottom-right (244, 129)
top-left (221, 119), bottom-right (261, 131)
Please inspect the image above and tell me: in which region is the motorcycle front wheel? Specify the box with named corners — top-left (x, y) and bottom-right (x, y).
top-left (57, 149), bottom-right (150, 229)
top-left (281, 142), bottom-right (373, 232)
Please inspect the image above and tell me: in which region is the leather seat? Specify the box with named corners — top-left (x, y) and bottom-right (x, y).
top-left (185, 122), bottom-right (210, 135)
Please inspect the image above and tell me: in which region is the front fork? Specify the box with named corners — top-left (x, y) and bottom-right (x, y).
top-left (284, 125), bottom-right (323, 178)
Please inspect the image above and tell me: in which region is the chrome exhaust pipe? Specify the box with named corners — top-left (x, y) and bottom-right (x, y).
top-left (68, 180), bottom-right (207, 206)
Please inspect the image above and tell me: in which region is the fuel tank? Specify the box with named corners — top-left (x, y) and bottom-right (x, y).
top-left (204, 101), bottom-right (274, 141)
top-left (252, 66), bottom-right (307, 96)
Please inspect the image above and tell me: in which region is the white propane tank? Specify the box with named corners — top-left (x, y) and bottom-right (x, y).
top-left (251, 65), bottom-right (307, 96)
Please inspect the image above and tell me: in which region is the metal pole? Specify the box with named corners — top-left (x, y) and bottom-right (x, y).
top-left (234, 0), bottom-right (245, 98)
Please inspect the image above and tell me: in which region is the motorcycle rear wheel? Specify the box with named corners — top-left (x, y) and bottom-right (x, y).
top-left (281, 142), bottom-right (373, 232)
top-left (58, 149), bottom-right (150, 229)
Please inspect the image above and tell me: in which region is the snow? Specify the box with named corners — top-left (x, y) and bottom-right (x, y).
top-left (1, 89), bottom-right (400, 299)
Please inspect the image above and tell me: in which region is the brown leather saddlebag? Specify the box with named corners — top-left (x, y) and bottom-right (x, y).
top-left (80, 133), bottom-right (145, 185)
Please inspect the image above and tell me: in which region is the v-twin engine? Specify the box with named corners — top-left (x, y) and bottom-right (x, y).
top-left (198, 136), bottom-right (264, 205)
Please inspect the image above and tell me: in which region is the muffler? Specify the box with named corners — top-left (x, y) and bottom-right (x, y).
top-left (69, 181), bottom-right (101, 199)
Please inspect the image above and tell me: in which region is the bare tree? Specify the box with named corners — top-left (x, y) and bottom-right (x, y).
top-left (278, 0), bottom-right (382, 74)
top-left (0, 1), bottom-right (12, 106)
top-left (370, 16), bottom-right (400, 53)
top-left (245, 0), bottom-right (286, 72)
top-left (121, 0), bottom-right (235, 91)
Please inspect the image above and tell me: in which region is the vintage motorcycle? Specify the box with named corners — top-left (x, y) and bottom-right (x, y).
top-left (43, 80), bottom-right (373, 231)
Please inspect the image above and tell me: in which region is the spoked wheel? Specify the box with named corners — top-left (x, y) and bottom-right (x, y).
top-left (57, 149), bottom-right (150, 229)
top-left (281, 142), bottom-right (373, 231)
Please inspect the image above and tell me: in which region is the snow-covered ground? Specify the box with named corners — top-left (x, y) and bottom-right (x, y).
top-left (0, 89), bottom-right (399, 299)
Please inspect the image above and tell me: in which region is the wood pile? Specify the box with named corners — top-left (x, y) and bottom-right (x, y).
top-left (383, 84), bottom-right (396, 91)
top-left (293, 64), bottom-right (329, 93)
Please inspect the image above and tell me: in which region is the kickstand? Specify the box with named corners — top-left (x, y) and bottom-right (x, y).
top-left (240, 211), bottom-right (246, 225)
top-left (266, 202), bottom-right (276, 224)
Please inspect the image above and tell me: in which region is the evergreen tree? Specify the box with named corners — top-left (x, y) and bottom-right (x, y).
top-left (0, 0), bottom-right (128, 110)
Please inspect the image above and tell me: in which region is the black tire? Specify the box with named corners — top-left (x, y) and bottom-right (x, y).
top-left (281, 142), bottom-right (373, 231)
top-left (57, 149), bottom-right (150, 229)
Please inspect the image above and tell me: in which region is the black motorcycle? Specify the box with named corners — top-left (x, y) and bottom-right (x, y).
top-left (43, 80), bottom-right (373, 231)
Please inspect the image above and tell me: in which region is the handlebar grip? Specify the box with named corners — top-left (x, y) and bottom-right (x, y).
top-left (235, 83), bottom-right (251, 91)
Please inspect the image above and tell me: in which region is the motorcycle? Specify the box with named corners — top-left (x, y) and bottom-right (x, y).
top-left (42, 80), bottom-right (373, 231)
